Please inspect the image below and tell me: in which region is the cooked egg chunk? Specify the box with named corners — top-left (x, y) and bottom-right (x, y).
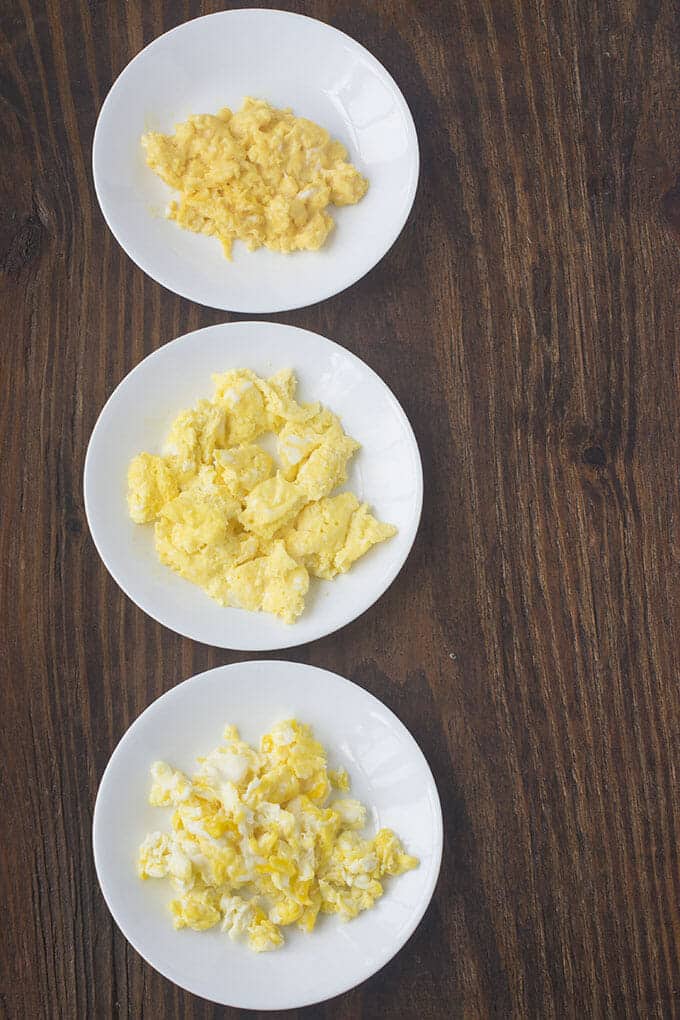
top-left (285, 493), bottom-right (397, 580)
top-left (214, 444), bottom-right (274, 501)
top-left (127, 453), bottom-right (179, 523)
top-left (163, 402), bottom-right (230, 485)
top-left (138, 720), bottom-right (418, 951)
top-left (277, 409), bottom-right (360, 500)
top-left (142, 98), bottom-right (368, 259)
top-left (226, 541), bottom-right (309, 624)
top-left (127, 369), bottom-right (396, 622)
top-left (239, 473), bottom-right (307, 540)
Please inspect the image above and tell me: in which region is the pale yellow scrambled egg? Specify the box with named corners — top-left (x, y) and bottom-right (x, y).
top-left (138, 720), bottom-right (418, 952)
top-left (127, 369), bottom-right (396, 623)
top-left (142, 98), bottom-right (368, 259)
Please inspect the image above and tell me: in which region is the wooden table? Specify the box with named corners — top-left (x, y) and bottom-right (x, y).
top-left (3, 1), bottom-right (679, 1016)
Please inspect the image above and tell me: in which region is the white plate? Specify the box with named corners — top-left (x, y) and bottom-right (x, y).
top-left (92, 660), bottom-right (443, 1010)
top-left (92, 9), bottom-right (419, 313)
top-left (83, 321), bottom-right (422, 650)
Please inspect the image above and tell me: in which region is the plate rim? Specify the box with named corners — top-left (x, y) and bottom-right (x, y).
top-left (83, 320), bottom-right (424, 651)
top-left (92, 659), bottom-right (444, 1010)
top-left (91, 7), bottom-right (420, 313)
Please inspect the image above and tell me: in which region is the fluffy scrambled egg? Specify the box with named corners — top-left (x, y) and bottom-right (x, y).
top-left (142, 98), bottom-right (368, 259)
top-left (127, 369), bottom-right (396, 623)
top-left (138, 720), bottom-right (418, 951)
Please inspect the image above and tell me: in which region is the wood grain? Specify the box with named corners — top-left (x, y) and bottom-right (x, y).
top-left (2, 0), bottom-right (679, 1016)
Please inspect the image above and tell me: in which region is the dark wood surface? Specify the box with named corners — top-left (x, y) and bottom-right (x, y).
top-left (2, 0), bottom-right (679, 1016)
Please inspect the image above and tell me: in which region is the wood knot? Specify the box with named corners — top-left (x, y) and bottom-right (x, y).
top-left (661, 177), bottom-right (680, 241)
top-left (65, 514), bottom-right (83, 536)
top-left (582, 445), bottom-right (607, 468)
top-left (565, 422), bottom-right (611, 469)
top-left (2, 213), bottom-right (45, 273)
top-left (586, 172), bottom-right (616, 217)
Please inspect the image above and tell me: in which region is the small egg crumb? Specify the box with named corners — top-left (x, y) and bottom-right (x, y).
top-left (137, 720), bottom-right (418, 952)
top-left (127, 369), bottom-right (396, 623)
top-left (141, 97), bottom-right (368, 259)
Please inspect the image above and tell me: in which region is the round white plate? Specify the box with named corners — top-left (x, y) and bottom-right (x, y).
top-left (83, 321), bottom-right (423, 650)
top-left (92, 9), bottom-right (419, 313)
top-left (93, 660), bottom-right (443, 1009)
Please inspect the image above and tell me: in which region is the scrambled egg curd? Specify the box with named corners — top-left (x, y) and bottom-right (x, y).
top-left (142, 98), bottom-right (368, 259)
top-left (138, 720), bottom-right (418, 952)
top-left (127, 369), bottom-right (396, 623)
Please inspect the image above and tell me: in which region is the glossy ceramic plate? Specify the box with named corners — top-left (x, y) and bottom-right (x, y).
top-left (92, 660), bottom-right (443, 1009)
top-left (92, 9), bottom-right (419, 312)
top-left (83, 321), bottom-right (423, 650)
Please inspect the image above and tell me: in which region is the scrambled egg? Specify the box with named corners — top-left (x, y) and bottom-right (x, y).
top-left (127, 369), bottom-right (396, 623)
top-left (142, 98), bottom-right (368, 259)
top-left (138, 720), bottom-right (418, 952)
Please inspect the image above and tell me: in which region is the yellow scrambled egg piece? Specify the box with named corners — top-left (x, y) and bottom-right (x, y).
top-left (138, 720), bottom-right (418, 952)
top-left (277, 409), bottom-right (361, 501)
top-left (127, 453), bottom-right (180, 524)
top-left (127, 369), bottom-right (396, 623)
top-left (286, 493), bottom-right (397, 580)
top-left (142, 97), bottom-right (368, 259)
